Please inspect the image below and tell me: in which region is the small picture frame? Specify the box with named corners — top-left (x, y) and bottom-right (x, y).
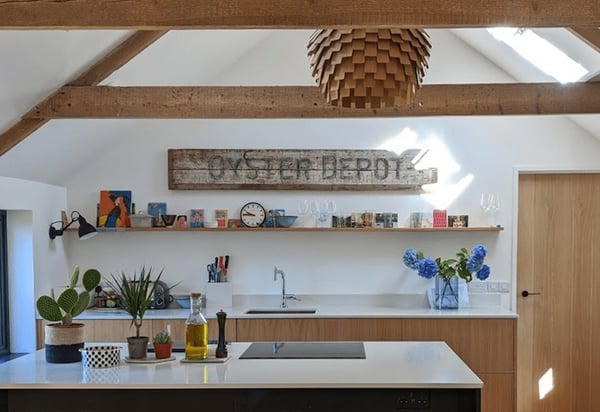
top-left (189, 209), bottom-right (205, 228)
top-left (448, 215), bottom-right (469, 228)
top-left (147, 202), bottom-right (167, 227)
top-left (214, 209), bottom-right (229, 228)
top-left (228, 219), bottom-right (242, 228)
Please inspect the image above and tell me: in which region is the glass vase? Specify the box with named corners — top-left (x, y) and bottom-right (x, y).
top-left (434, 275), bottom-right (459, 309)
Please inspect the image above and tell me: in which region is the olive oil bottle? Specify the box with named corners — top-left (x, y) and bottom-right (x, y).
top-left (185, 292), bottom-right (208, 360)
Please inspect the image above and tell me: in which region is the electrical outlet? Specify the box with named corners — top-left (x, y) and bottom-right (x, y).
top-left (488, 282), bottom-right (499, 293)
top-left (499, 282), bottom-right (510, 293)
top-left (468, 282), bottom-right (488, 293)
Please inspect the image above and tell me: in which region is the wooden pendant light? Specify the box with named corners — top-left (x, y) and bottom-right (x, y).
top-left (307, 29), bottom-right (431, 108)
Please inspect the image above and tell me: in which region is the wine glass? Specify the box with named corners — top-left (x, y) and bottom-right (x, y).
top-left (297, 200), bottom-right (310, 227)
top-left (480, 193), bottom-right (501, 226)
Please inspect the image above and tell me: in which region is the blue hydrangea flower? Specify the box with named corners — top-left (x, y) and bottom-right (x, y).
top-left (466, 245), bottom-right (487, 272)
top-left (471, 245), bottom-right (487, 260)
top-left (403, 248), bottom-right (420, 270)
top-left (418, 258), bottom-right (439, 279)
top-left (476, 264), bottom-right (491, 281)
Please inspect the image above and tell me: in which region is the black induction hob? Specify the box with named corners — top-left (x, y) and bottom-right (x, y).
top-left (239, 342), bottom-right (366, 359)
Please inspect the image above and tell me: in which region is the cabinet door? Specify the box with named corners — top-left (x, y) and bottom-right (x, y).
top-left (402, 318), bottom-right (514, 373)
top-left (83, 319), bottom-right (152, 342)
top-left (403, 319), bottom-right (515, 412)
top-left (236, 318), bottom-right (402, 342)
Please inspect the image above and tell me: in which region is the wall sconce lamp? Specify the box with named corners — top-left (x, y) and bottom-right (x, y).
top-left (49, 211), bottom-right (98, 240)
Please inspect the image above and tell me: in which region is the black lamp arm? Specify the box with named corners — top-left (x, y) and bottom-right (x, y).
top-left (48, 211), bottom-right (86, 239)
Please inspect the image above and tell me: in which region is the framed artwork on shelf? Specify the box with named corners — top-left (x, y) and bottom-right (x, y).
top-left (214, 209), bottom-right (229, 228)
top-left (147, 202), bottom-right (167, 227)
top-left (189, 209), bottom-right (205, 228)
top-left (98, 190), bottom-right (132, 228)
top-left (448, 215), bottom-right (469, 228)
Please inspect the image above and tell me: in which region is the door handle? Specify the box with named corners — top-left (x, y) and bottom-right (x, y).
top-left (521, 290), bottom-right (541, 297)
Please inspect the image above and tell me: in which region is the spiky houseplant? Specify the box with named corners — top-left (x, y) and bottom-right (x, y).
top-left (105, 266), bottom-right (162, 339)
top-left (36, 266), bottom-right (101, 363)
top-left (105, 266), bottom-right (163, 358)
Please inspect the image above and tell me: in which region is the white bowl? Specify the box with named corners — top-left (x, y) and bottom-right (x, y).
top-left (174, 295), bottom-right (190, 309)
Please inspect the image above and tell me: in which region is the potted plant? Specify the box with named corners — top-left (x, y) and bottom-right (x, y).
top-left (36, 266), bottom-right (101, 363)
top-left (105, 266), bottom-right (163, 359)
top-left (152, 330), bottom-right (172, 359)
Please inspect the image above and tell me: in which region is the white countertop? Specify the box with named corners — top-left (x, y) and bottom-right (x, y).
top-left (0, 342), bottom-right (482, 389)
top-left (78, 304), bottom-right (516, 320)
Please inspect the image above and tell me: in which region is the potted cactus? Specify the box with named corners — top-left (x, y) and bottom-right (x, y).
top-left (36, 266), bottom-right (101, 363)
top-left (152, 330), bottom-right (173, 359)
top-left (105, 266), bottom-right (163, 359)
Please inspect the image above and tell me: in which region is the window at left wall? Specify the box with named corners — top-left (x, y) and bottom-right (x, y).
top-left (0, 211), bottom-right (7, 355)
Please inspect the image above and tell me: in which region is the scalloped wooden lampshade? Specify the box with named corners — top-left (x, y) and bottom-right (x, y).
top-left (307, 28), bottom-right (431, 108)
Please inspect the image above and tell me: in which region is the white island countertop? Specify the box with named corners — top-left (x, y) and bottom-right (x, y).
top-left (0, 342), bottom-right (482, 390)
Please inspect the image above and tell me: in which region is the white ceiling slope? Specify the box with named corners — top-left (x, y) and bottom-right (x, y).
top-left (1, 29), bottom-right (600, 185)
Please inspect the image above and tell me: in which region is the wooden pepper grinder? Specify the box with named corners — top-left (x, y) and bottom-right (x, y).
top-left (216, 310), bottom-right (228, 358)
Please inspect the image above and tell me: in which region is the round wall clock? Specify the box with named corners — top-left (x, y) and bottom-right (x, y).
top-left (240, 202), bottom-right (266, 227)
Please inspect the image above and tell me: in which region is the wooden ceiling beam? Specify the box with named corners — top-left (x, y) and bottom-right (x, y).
top-left (0, 0), bottom-right (599, 29)
top-left (27, 83), bottom-right (600, 118)
top-left (0, 30), bottom-right (168, 156)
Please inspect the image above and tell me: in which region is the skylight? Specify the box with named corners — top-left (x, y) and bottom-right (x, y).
top-left (488, 27), bottom-right (588, 84)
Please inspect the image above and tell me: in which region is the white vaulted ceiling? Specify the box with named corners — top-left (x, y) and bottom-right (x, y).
top-left (1, 26), bottom-right (600, 184)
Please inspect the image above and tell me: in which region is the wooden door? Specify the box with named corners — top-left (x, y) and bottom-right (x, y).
top-left (517, 174), bottom-right (600, 411)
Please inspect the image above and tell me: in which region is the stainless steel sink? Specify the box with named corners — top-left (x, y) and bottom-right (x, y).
top-left (244, 308), bottom-right (317, 314)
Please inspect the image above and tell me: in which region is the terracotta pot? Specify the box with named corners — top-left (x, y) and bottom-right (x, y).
top-left (153, 342), bottom-right (173, 359)
top-left (44, 323), bottom-right (85, 363)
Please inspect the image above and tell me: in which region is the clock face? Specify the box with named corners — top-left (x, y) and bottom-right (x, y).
top-left (240, 202), bottom-right (266, 227)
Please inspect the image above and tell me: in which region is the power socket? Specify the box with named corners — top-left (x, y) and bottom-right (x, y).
top-left (468, 282), bottom-right (488, 293)
top-left (488, 282), bottom-right (499, 293)
top-left (499, 282), bottom-right (510, 293)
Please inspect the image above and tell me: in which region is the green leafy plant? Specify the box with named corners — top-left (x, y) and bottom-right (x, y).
top-left (104, 266), bottom-right (163, 338)
top-left (153, 330), bottom-right (172, 344)
top-left (36, 266), bottom-right (101, 326)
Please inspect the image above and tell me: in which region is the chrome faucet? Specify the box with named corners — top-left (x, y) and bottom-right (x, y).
top-left (273, 266), bottom-right (299, 308)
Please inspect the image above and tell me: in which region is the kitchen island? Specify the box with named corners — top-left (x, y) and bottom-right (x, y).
top-left (0, 341), bottom-right (481, 412)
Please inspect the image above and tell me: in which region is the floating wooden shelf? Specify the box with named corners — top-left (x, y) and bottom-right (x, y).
top-left (83, 226), bottom-right (504, 233)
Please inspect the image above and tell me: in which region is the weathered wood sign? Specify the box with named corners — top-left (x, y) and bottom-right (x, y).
top-left (168, 149), bottom-right (437, 190)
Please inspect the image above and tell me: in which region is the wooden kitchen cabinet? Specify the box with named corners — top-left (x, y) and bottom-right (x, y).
top-left (236, 317), bottom-right (515, 412)
top-left (402, 318), bottom-right (515, 412)
top-left (235, 318), bottom-right (403, 342)
top-left (36, 319), bottom-right (152, 349)
top-left (152, 319), bottom-right (237, 343)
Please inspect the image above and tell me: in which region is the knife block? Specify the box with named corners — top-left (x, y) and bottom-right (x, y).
top-left (205, 282), bottom-right (232, 308)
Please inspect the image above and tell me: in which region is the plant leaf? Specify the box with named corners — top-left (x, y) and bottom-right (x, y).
top-left (71, 291), bottom-right (90, 318)
top-left (82, 269), bottom-right (101, 292)
top-left (69, 266), bottom-right (80, 289)
top-left (57, 288), bottom-right (78, 313)
top-left (36, 295), bottom-right (63, 322)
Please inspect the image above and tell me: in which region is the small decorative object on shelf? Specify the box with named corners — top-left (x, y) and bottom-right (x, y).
top-left (433, 209), bottom-right (447, 228)
top-left (403, 245), bottom-right (491, 309)
top-left (189, 209), bottom-right (205, 228)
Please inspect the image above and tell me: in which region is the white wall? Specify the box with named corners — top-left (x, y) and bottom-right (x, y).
top-left (53, 30), bottom-right (600, 310)
top-left (3, 29), bottom-right (600, 348)
top-left (0, 177), bottom-right (67, 352)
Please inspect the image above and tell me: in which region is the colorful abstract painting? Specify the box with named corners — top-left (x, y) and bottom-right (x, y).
top-left (98, 190), bottom-right (132, 228)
